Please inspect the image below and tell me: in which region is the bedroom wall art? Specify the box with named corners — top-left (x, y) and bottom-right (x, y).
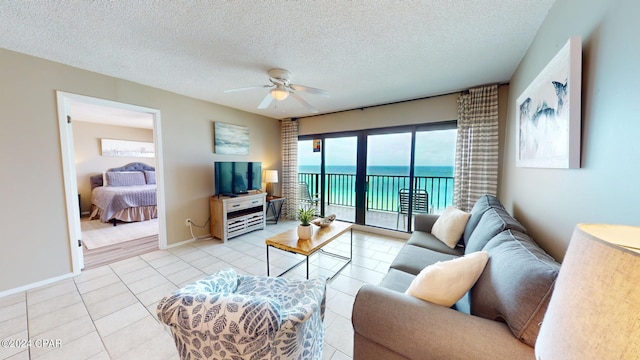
top-left (516, 36), bottom-right (582, 169)
top-left (101, 138), bottom-right (155, 157)
top-left (214, 122), bottom-right (249, 155)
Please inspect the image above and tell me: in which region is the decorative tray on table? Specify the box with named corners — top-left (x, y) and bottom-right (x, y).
top-left (311, 214), bottom-right (336, 227)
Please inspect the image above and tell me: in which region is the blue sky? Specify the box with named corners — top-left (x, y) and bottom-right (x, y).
top-left (298, 129), bottom-right (456, 166)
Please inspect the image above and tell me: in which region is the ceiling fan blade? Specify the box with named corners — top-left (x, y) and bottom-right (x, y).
top-left (290, 84), bottom-right (329, 97)
top-left (290, 92), bottom-right (319, 113)
top-left (224, 84), bottom-right (271, 93)
top-left (257, 93), bottom-right (274, 109)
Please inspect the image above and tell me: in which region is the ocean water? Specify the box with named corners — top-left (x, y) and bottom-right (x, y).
top-left (298, 165), bottom-right (454, 177)
top-left (298, 165), bottom-right (455, 211)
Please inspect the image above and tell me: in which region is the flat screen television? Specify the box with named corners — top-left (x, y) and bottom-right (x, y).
top-left (214, 161), bottom-right (262, 196)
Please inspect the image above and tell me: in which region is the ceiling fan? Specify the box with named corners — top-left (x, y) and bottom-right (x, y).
top-left (224, 68), bottom-right (329, 113)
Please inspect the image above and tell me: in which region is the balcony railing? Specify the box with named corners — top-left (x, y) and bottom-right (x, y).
top-left (298, 172), bottom-right (454, 213)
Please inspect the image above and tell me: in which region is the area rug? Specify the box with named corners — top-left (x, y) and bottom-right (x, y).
top-left (81, 218), bottom-right (159, 250)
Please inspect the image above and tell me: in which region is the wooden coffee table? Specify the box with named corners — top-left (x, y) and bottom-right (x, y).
top-left (266, 220), bottom-right (353, 279)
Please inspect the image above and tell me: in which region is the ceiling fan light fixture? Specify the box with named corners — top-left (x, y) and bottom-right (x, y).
top-left (270, 87), bottom-right (289, 101)
top-left (225, 68), bottom-right (326, 113)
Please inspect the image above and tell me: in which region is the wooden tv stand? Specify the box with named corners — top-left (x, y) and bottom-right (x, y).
top-left (210, 192), bottom-right (266, 242)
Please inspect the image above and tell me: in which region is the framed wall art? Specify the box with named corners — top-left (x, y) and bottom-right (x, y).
top-left (101, 138), bottom-right (155, 157)
top-left (516, 36), bottom-right (582, 169)
top-left (214, 122), bottom-right (249, 155)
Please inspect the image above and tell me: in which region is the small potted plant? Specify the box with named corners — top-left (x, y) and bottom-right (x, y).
top-left (297, 207), bottom-right (316, 240)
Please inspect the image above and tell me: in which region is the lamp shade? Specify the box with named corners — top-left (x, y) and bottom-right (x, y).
top-left (535, 224), bottom-right (640, 359)
top-left (264, 170), bottom-right (278, 183)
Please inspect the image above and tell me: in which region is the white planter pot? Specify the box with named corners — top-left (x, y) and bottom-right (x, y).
top-left (297, 224), bottom-right (313, 240)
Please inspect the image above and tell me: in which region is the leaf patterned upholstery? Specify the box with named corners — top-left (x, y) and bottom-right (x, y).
top-left (157, 268), bottom-right (326, 360)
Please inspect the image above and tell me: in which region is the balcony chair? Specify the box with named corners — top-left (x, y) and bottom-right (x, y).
top-left (157, 268), bottom-right (327, 360)
top-left (298, 182), bottom-right (320, 211)
top-left (396, 188), bottom-right (429, 229)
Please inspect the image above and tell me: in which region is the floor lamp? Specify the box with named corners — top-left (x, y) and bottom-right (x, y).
top-left (535, 224), bottom-right (640, 359)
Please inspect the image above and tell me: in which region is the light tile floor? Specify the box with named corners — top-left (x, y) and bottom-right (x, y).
top-left (0, 220), bottom-right (405, 360)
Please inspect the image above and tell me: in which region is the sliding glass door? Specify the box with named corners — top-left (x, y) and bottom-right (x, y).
top-left (297, 136), bottom-right (357, 222)
top-left (324, 137), bottom-right (357, 222)
top-left (298, 139), bottom-right (321, 211)
top-left (413, 129), bottom-right (457, 216)
top-left (365, 132), bottom-right (412, 229)
top-left (298, 122), bottom-right (456, 231)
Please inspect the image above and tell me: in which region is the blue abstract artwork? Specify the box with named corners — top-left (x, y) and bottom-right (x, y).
top-left (214, 122), bottom-right (249, 155)
top-left (516, 36), bottom-right (581, 169)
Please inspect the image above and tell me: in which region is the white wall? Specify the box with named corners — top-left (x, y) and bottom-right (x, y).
top-left (500, 0), bottom-right (639, 261)
top-left (0, 47), bottom-right (280, 293)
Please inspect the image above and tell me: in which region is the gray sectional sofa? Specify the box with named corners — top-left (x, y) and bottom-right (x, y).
top-left (352, 195), bottom-right (560, 360)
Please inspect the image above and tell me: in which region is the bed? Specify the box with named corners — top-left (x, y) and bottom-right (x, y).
top-left (89, 162), bottom-right (157, 225)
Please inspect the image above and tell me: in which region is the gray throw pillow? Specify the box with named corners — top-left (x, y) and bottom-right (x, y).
top-left (470, 230), bottom-right (560, 347)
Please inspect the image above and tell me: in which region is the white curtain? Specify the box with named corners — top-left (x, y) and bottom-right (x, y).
top-left (454, 85), bottom-right (499, 211)
top-left (281, 120), bottom-right (299, 220)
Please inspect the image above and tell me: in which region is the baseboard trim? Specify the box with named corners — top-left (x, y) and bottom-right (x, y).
top-left (167, 233), bottom-right (213, 249)
top-left (0, 272), bottom-right (75, 298)
top-left (0, 233), bottom-right (216, 297)
top-left (352, 224), bottom-right (410, 241)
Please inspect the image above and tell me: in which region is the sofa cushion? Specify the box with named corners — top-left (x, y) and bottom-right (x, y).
top-left (407, 231), bottom-right (464, 256)
top-left (464, 207), bottom-right (526, 254)
top-left (379, 268), bottom-right (417, 293)
top-left (390, 245), bottom-right (458, 276)
top-left (406, 251), bottom-right (489, 307)
top-left (462, 194), bottom-right (505, 245)
top-left (471, 230), bottom-right (560, 347)
top-left (431, 207), bottom-right (471, 248)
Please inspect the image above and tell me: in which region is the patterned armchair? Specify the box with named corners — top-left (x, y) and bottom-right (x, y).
top-left (157, 268), bottom-right (326, 360)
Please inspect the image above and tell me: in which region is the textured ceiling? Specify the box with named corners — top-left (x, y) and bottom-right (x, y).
top-left (0, 1), bottom-right (556, 120)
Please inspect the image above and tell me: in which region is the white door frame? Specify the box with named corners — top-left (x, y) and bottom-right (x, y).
top-left (56, 91), bottom-right (167, 275)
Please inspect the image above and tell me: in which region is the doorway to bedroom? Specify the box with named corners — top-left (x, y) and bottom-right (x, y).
top-left (58, 92), bottom-right (166, 273)
top-left (73, 101), bottom-right (160, 269)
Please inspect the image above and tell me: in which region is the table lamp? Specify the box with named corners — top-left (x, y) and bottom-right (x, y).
top-left (264, 170), bottom-right (278, 197)
top-left (535, 224), bottom-right (640, 359)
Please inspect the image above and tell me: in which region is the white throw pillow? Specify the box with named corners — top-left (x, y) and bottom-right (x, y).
top-left (431, 206), bottom-right (471, 248)
top-left (405, 251), bottom-right (489, 307)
